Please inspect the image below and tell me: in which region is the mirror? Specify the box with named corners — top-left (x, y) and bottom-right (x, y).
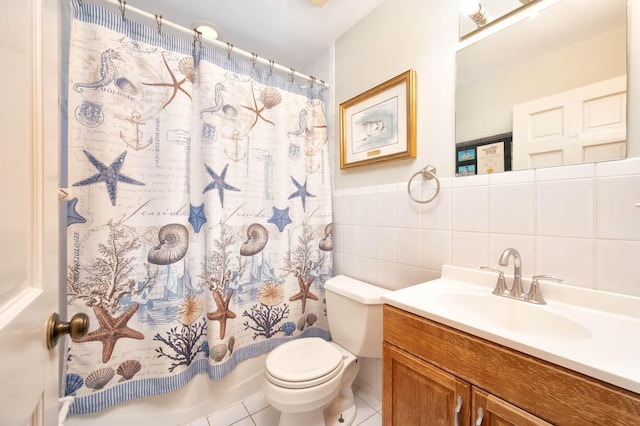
top-left (455, 0), bottom-right (627, 175)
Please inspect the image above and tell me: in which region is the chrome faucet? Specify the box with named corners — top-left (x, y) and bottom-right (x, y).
top-left (482, 248), bottom-right (564, 305)
top-left (498, 248), bottom-right (523, 297)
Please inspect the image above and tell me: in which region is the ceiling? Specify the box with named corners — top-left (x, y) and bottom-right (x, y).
top-left (120, 0), bottom-right (384, 71)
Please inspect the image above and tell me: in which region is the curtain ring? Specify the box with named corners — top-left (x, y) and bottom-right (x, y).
top-left (193, 29), bottom-right (202, 50)
top-left (118, 0), bottom-right (126, 20)
top-left (268, 60), bottom-right (274, 77)
top-left (309, 76), bottom-right (316, 89)
top-left (155, 14), bottom-right (163, 35)
top-left (77, 0), bottom-right (83, 5)
top-left (226, 43), bottom-right (234, 60)
top-left (251, 53), bottom-right (258, 70)
top-left (289, 68), bottom-right (295, 83)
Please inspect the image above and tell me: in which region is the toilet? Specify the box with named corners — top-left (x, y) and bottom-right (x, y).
top-left (262, 275), bottom-right (387, 426)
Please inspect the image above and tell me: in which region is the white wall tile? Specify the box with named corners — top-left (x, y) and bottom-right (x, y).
top-left (356, 256), bottom-right (378, 285)
top-left (341, 193), bottom-right (358, 225)
top-left (453, 174), bottom-right (489, 187)
top-left (333, 252), bottom-right (345, 275)
top-left (489, 234), bottom-right (536, 279)
top-left (395, 264), bottom-right (438, 289)
top-left (453, 186), bottom-right (489, 232)
top-left (489, 169), bottom-right (534, 185)
top-left (536, 237), bottom-right (595, 289)
top-left (452, 232), bottom-right (490, 269)
top-left (355, 193), bottom-right (377, 227)
top-left (422, 229), bottom-right (452, 270)
top-left (596, 157), bottom-right (640, 177)
top-left (397, 228), bottom-right (422, 266)
top-left (489, 183), bottom-right (535, 235)
top-left (332, 195), bottom-right (346, 225)
top-left (376, 227), bottom-right (397, 262)
top-left (340, 253), bottom-right (358, 278)
top-left (357, 357), bottom-right (377, 390)
top-left (375, 260), bottom-right (397, 290)
top-left (596, 176), bottom-right (640, 240)
top-left (536, 179), bottom-right (594, 238)
top-left (332, 223), bottom-right (345, 254)
top-left (357, 225), bottom-right (377, 258)
top-left (422, 188), bottom-right (452, 230)
top-left (596, 240), bottom-right (640, 296)
top-left (342, 225), bottom-right (358, 255)
top-left (376, 192), bottom-right (398, 227)
top-left (397, 188), bottom-right (423, 229)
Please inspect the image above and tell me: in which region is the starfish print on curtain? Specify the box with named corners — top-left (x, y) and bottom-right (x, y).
top-left (289, 276), bottom-right (318, 314)
top-left (207, 289), bottom-right (236, 339)
top-left (142, 54), bottom-right (192, 109)
top-left (72, 150), bottom-right (145, 206)
top-left (267, 206), bottom-right (292, 232)
top-left (203, 163), bottom-right (240, 207)
top-left (288, 176), bottom-right (315, 211)
top-left (73, 304), bottom-right (144, 363)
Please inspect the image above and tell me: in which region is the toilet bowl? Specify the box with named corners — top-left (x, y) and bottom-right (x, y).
top-left (262, 338), bottom-right (359, 426)
top-left (261, 275), bottom-right (388, 426)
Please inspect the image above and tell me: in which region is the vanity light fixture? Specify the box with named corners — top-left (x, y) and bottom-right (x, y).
top-left (193, 21), bottom-right (223, 41)
top-left (461, 0), bottom-right (489, 28)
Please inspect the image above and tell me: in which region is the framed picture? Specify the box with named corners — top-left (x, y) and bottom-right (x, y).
top-left (455, 132), bottom-right (512, 176)
top-left (339, 70), bottom-right (416, 168)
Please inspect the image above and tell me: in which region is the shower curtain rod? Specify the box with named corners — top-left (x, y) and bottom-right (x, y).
top-left (89, 0), bottom-right (330, 89)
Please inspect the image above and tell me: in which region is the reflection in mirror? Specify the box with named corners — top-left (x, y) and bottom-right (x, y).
top-left (455, 0), bottom-right (627, 176)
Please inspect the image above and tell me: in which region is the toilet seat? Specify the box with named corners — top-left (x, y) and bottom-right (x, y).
top-left (265, 338), bottom-right (345, 389)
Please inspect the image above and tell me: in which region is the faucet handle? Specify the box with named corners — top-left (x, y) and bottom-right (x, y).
top-left (480, 266), bottom-right (507, 295)
top-left (527, 275), bottom-right (563, 305)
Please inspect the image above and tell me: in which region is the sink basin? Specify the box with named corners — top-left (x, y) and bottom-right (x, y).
top-left (434, 292), bottom-right (591, 340)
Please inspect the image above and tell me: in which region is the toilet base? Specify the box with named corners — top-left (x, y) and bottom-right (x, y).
top-left (324, 396), bottom-right (356, 425)
top-left (276, 396), bottom-right (357, 426)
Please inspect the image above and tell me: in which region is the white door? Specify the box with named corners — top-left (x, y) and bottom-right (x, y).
top-left (0, 1), bottom-right (62, 425)
top-left (512, 76), bottom-right (627, 170)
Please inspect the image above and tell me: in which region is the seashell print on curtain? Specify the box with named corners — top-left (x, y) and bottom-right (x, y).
top-left (64, 3), bottom-right (332, 415)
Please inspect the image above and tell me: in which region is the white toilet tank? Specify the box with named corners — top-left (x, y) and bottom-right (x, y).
top-left (324, 275), bottom-right (388, 358)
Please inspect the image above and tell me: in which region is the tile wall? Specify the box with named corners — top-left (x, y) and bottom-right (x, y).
top-left (334, 158), bottom-right (640, 398)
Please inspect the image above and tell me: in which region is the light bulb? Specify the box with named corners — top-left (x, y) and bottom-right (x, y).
top-left (461, 0), bottom-right (481, 16)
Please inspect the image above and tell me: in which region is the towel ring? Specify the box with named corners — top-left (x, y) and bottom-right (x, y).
top-left (407, 165), bottom-right (440, 204)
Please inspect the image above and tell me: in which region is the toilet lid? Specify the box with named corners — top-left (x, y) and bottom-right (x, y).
top-left (265, 337), bottom-right (344, 383)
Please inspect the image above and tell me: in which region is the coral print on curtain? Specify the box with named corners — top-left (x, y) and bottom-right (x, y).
top-left (65, 3), bottom-right (332, 415)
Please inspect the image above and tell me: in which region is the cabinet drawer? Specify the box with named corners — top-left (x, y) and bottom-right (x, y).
top-left (384, 304), bottom-right (640, 425)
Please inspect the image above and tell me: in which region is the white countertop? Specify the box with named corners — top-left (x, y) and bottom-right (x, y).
top-left (382, 265), bottom-right (640, 394)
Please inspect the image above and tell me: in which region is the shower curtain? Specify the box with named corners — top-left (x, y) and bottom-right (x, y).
top-left (64, 3), bottom-right (332, 415)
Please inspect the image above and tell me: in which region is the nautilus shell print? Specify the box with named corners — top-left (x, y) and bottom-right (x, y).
top-left (319, 223), bottom-right (333, 251)
top-left (239, 223), bottom-right (269, 256)
top-left (147, 223), bottom-right (189, 265)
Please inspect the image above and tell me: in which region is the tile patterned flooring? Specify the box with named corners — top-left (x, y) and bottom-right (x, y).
top-left (185, 387), bottom-right (381, 426)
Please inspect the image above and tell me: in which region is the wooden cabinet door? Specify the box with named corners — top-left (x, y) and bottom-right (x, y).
top-left (472, 388), bottom-right (552, 426)
top-left (383, 342), bottom-right (471, 425)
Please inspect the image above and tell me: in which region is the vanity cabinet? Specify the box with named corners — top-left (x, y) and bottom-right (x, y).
top-left (383, 305), bottom-right (640, 425)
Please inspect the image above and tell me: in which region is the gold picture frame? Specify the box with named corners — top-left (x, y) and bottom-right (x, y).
top-left (339, 69), bottom-right (416, 169)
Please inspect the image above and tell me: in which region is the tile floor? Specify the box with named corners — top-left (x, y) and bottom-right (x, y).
top-left (185, 387), bottom-right (381, 426)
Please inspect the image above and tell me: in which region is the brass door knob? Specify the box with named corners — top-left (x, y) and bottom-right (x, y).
top-left (46, 312), bottom-right (89, 350)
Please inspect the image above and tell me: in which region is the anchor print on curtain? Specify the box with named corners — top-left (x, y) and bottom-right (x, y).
top-left (64, 3), bottom-right (332, 415)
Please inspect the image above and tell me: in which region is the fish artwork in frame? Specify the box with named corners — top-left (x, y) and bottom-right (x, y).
top-left (339, 70), bottom-right (417, 168)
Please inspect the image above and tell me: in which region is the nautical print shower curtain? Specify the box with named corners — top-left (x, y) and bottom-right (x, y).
top-left (64, 3), bottom-right (332, 415)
